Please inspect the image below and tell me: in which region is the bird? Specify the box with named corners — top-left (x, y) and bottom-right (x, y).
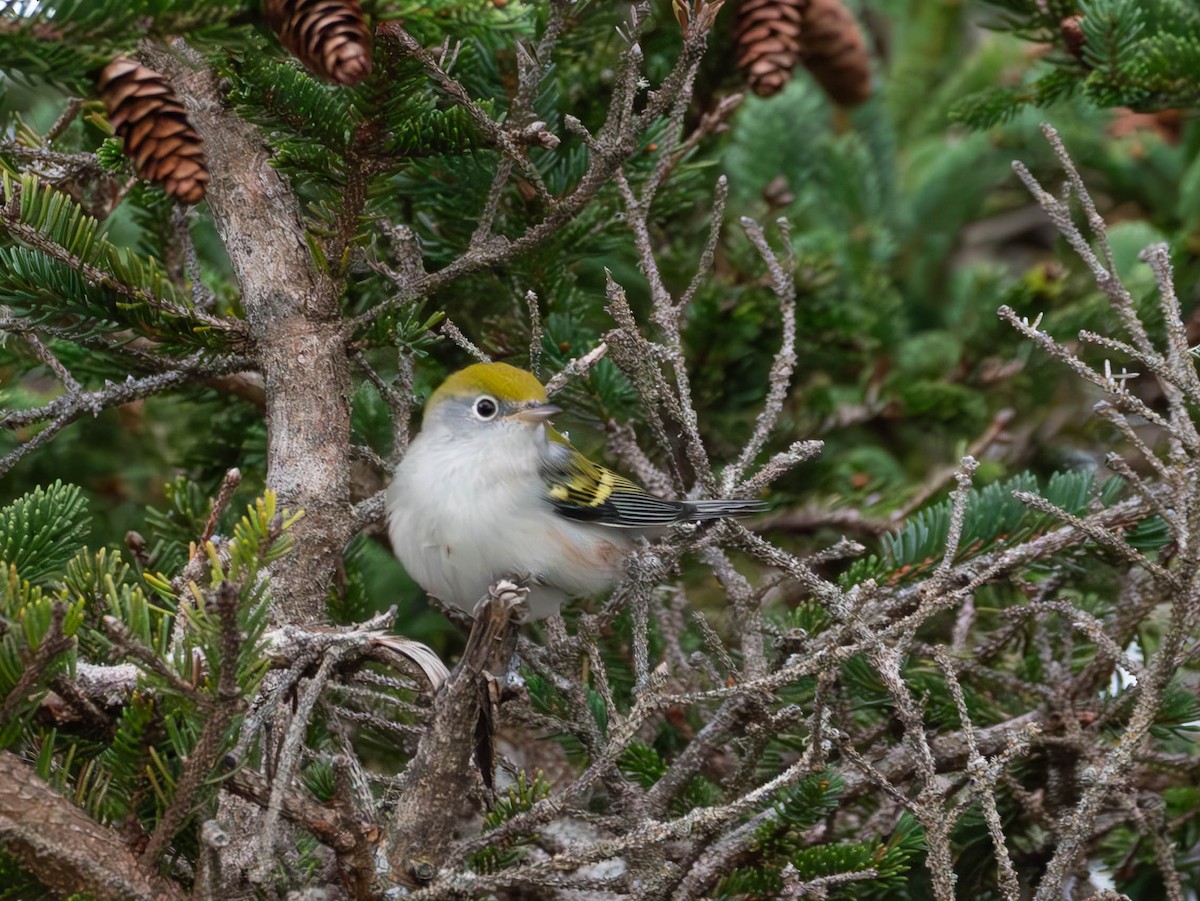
top-left (386, 362), bottom-right (766, 618)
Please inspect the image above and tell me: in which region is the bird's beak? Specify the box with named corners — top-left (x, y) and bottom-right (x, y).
top-left (511, 402), bottom-right (561, 424)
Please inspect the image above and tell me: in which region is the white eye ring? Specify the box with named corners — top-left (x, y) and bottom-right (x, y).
top-left (473, 396), bottom-right (499, 420)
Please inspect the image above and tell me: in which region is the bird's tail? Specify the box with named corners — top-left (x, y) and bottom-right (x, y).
top-left (682, 498), bottom-right (768, 522)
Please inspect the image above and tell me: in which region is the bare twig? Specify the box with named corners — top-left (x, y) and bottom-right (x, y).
top-left (357, 3), bottom-right (721, 332)
top-left (725, 216), bottom-right (798, 493)
top-left (143, 581), bottom-right (245, 864)
top-left (935, 649), bottom-right (1022, 901)
top-left (0, 361), bottom-right (248, 477)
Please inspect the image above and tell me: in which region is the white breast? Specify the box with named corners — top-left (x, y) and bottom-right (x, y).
top-left (387, 423), bottom-right (631, 617)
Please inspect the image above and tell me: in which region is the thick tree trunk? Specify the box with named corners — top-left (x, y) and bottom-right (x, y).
top-left (145, 41), bottom-right (354, 898)
top-left (150, 42), bottom-right (351, 626)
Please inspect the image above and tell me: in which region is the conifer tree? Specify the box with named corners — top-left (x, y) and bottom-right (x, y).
top-left (2, 1), bottom-right (1199, 899)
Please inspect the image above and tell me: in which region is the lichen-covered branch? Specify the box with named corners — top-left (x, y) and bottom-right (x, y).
top-left (0, 751), bottom-right (184, 901)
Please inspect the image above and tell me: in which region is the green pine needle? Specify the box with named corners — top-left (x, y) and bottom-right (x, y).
top-left (0, 480), bottom-right (89, 584)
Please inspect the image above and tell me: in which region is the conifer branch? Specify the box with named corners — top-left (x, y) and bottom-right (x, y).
top-left (863, 644), bottom-right (956, 901)
top-left (223, 766), bottom-right (363, 854)
top-left (0, 601), bottom-right (72, 723)
top-left (384, 581), bottom-right (525, 886)
top-left (375, 22), bottom-right (555, 205)
top-left (0, 201), bottom-right (237, 334)
top-left (435, 737), bottom-right (826, 899)
top-left (142, 580), bottom-right (245, 863)
top-left (0, 360), bottom-right (249, 477)
top-left (0, 141), bottom-right (106, 181)
top-left (350, 347), bottom-right (415, 463)
top-left (255, 642), bottom-right (349, 880)
top-left (18, 331), bottom-right (81, 394)
top-left (935, 648), bottom-right (1021, 901)
top-left (0, 751), bottom-right (184, 901)
top-left (989, 124), bottom-right (1200, 901)
top-left (356, 2), bottom-right (722, 331)
top-left (616, 170), bottom-right (714, 490)
top-left (726, 215), bottom-right (798, 492)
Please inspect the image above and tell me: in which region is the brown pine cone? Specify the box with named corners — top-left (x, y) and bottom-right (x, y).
top-left (264, 0), bottom-right (373, 86)
top-left (1060, 14), bottom-right (1087, 62)
top-left (96, 57), bottom-right (208, 204)
top-left (798, 0), bottom-right (872, 106)
top-left (734, 0), bottom-right (810, 98)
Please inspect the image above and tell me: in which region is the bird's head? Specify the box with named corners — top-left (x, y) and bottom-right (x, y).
top-left (423, 362), bottom-right (561, 435)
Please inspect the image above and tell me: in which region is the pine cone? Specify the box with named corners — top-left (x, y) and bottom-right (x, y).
top-left (734, 0), bottom-right (810, 98)
top-left (1060, 15), bottom-right (1087, 63)
top-left (96, 57), bottom-right (208, 204)
top-left (798, 0), bottom-right (872, 106)
top-left (265, 0), bottom-right (373, 86)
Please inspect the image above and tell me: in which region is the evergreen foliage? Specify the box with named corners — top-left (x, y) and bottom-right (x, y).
top-left (844, 470), bottom-right (1139, 585)
top-left (0, 479), bottom-right (88, 583)
top-left (0, 171), bottom-right (219, 342)
top-left (1, 0), bottom-right (1198, 897)
top-left (718, 811), bottom-right (924, 899)
top-left (0, 483), bottom-right (293, 853)
top-left (468, 769), bottom-right (553, 873)
top-left (952, 0), bottom-right (1200, 126)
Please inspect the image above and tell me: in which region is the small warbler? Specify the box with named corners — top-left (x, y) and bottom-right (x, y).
top-left (387, 362), bottom-right (766, 618)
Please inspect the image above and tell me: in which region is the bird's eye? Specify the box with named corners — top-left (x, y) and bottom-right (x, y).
top-left (473, 396), bottom-right (498, 420)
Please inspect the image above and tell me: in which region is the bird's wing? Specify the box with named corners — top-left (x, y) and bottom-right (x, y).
top-left (541, 433), bottom-right (687, 529)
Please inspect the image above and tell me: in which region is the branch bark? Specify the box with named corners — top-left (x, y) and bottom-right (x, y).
top-left (0, 750), bottom-right (184, 901)
top-left (383, 582), bottom-right (525, 888)
top-left (147, 40), bottom-right (352, 625)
